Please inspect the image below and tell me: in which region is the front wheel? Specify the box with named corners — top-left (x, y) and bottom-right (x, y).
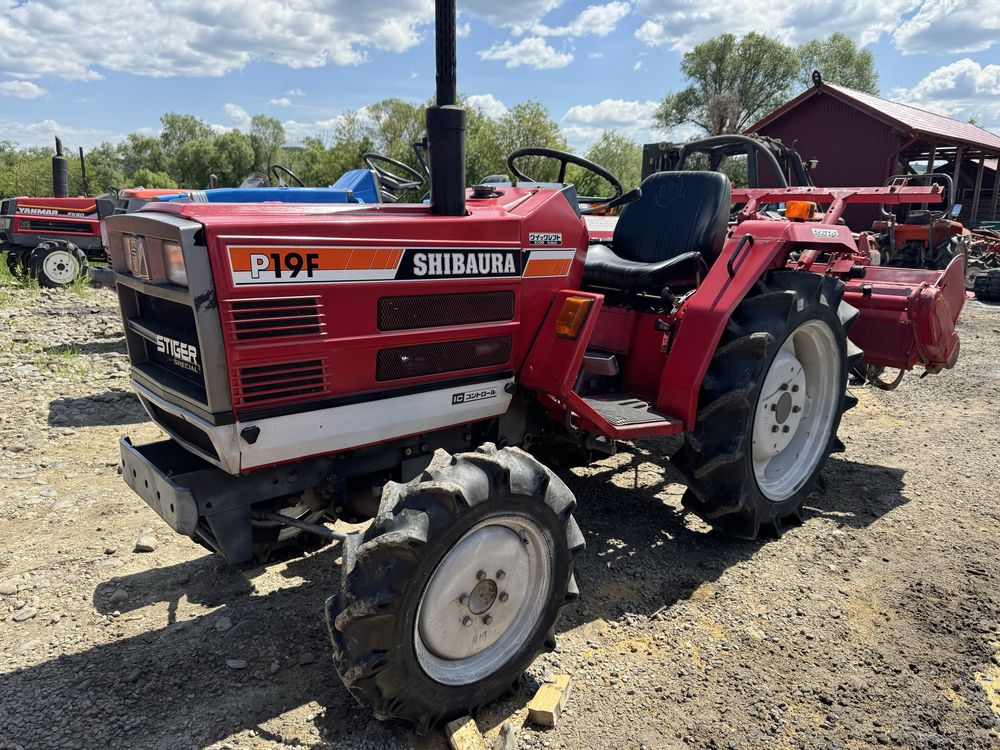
top-left (30, 242), bottom-right (87, 287)
top-left (675, 270), bottom-right (861, 538)
top-left (327, 444), bottom-right (583, 730)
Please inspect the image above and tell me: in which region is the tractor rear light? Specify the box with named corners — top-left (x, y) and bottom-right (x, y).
top-left (555, 296), bottom-right (594, 339)
top-left (785, 201), bottom-right (817, 220)
top-left (162, 241), bottom-right (187, 286)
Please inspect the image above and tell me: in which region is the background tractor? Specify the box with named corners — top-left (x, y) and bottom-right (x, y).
top-left (103, 0), bottom-right (965, 730)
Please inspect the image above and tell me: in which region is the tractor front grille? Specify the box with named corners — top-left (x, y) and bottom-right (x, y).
top-left (376, 337), bottom-right (512, 381)
top-left (227, 297), bottom-right (324, 341)
top-left (377, 291), bottom-right (515, 331)
top-left (234, 359), bottom-right (327, 407)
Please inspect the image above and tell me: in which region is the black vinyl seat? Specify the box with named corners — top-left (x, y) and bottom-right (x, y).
top-left (583, 171), bottom-right (731, 293)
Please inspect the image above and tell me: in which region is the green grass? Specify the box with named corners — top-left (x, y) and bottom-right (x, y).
top-left (44, 343), bottom-right (89, 377)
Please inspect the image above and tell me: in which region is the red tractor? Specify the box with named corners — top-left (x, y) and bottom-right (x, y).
top-left (104, 0), bottom-right (964, 730)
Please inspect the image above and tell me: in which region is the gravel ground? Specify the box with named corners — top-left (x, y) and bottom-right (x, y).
top-left (0, 284), bottom-right (998, 750)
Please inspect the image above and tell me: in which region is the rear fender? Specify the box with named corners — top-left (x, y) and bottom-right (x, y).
top-left (656, 220), bottom-right (805, 429)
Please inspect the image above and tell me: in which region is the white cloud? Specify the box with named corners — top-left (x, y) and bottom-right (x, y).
top-left (462, 0), bottom-right (563, 28)
top-left (562, 98), bottom-right (661, 148)
top-left (282, 116), bottom-right (348, 142)
top-left (0, 0), bottom-right (435, 80)
top-left (893, 0), bottom-right (1000, 54)
top-left (478, 37), bottom-right (573, 69)
top-left (224, 103), bottom-right (252, 130)
top-left (633, 0), bottom-right (918, 51)
top-left (285, 88), bottom-right (305, 97)
top-left (892, 59), bottom-right (1000, 129)
top-left (269, 97), bottom-right (292, 107)
top-left (0, 117), bottom-right (125, 148)
top-left (522, 2), bottom-right (630, 37)
top-left (0, 80), bottom-right (46, 98)
top-left (467, 93), bottom-right (509, 118)
top-left (632, 60), bottom-right (642, 71)
top-left (457, 22), bottom-right (472, 37)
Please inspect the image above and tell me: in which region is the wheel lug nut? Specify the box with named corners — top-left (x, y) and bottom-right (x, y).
top-left (792, 406), bottom-right (801, 413)
top-left (482, 615), bottom-right (493, 625)
top-left (499, 592), bottom-right (509, 603)
top-left (791, 384), bottom-right (799, 392)
top-left (462, 616), bottom-right (472, 627)
top-left (770, 404), bottom-right (776, 411)
top-left (496, 570), bottom-right (506, 580)
top-left (779, 383), bottom-right (788, 391)
top-left (771, 425), bottom-right (779, 433)
top-left (476, 570), bottom-right (487, 580)
top-left (782, 425), bottom-right (790, 433)
top-left (459, 593), bottom-right (469, 604)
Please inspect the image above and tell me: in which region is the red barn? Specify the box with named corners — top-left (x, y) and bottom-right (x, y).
top-left (749, 75), bottom-right (1000, 230)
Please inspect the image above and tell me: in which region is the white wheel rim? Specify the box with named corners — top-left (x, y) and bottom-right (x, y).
top-left (42, 250), bottom-right (79, 285)
top-left (415, 514), bottom-right (553, 686)
top-left (752, 319), bottom-right (841, 502)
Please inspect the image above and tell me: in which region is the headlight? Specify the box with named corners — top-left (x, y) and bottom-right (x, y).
top-left (99, 220), bottom-right (109, 251)
top-left (162, 241), bottom-right (188, 286)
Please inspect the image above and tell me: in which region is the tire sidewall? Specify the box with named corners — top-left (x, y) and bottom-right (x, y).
top-left (742, 294), bottom-right (849, 518)
top-left (385, 494), bottom-right (571, 713)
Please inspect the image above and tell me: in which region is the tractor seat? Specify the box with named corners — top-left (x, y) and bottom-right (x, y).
top-left (583, 171), bottom-right (731, 293)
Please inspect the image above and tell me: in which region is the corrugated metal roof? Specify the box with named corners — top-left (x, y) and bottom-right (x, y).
top-left (751, 81), bottom-right (1000, 153)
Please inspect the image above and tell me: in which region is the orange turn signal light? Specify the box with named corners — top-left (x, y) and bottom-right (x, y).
top-left (785, 200), bottom-right (817, 220)
top-left (555, 296), bottom-right (594, 339)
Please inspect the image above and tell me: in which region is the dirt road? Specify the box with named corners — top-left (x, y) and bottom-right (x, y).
top-left (1, 284), bottom-right (998, 750)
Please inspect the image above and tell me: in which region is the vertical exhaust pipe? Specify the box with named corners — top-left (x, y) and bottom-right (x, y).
top-left (52, 136), bottom-right (69, 198)
top-left (427, 0), bottom-right (467, 216)
top-left (79, 147), bottom-right (90, 196)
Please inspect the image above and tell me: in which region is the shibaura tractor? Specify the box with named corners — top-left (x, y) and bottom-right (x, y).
top-left (104, 0), bottom-right (965, 730)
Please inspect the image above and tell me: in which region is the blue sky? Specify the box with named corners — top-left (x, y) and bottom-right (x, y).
top-left (0, 0), bottom-right (997, 152)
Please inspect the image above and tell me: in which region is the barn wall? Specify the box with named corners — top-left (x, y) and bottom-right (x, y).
top-left (753, 92), bottom-right (900, 230)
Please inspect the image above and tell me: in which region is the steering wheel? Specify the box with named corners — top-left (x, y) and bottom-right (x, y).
top-left (270, 164), bottom-right (305, 187)
top-left (362, 153), bottom-right (425, 199)
top-left (507, 147), bottom-right (622, 212)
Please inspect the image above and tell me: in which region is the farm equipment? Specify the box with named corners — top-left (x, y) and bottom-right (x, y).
top-left (105, 0), bottom-right (964, 730)
top-left (1, 138), bottom-right (115, 287)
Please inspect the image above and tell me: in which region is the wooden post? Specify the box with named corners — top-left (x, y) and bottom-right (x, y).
top-left (991, 155), bottom-right (1000, 221)
top-left (923, 142), bottom-right (937, 210)
top-left (951, 146), bottom-right (964, 218)
top-left (971, 154), bottom-right (985, 226)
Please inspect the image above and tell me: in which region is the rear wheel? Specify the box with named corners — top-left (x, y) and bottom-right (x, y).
top-left (965, 259), bottom-right (986, 291)
top-left (30, 241), bottom-right (87, 288)
top-left (974, 268), bottom-right (1000, 302)
top-left (675, 270), bottom-right (860, 538)
top-left (327, 444), bottom-right (583, 730)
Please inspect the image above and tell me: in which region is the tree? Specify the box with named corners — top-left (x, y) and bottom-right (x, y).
top-left (172, 138), bottom-right (218, 188)
top-left (75, 142), bottom-right (126, 193)
top-left (490, 101), bottom-right (567, 182)
top-left (119, 134), bottom-right (168, 178)
top-left (798, 33), bottom-right (879, 95)
top-left (159, 113), bottom-right (213, 161)
top-left (131, 168), bottom-right (177, 189)
top-left (213, 130), bottom-right (255, 186)
top-left (249, 115), bottom-right (286, 172)
top-left (654, 33), bottom-right (800, 136)
top-left (364, 98), bottom-right (426, 170)
top-left (575, 131), bottom-right (642, 196)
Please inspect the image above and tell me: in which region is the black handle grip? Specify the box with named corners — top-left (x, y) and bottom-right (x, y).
top-left (727, 234), bottom-right (754, 278)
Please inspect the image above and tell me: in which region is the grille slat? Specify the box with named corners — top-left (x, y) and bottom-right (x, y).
top-left (376, 337), bottom-right (512, 381)
top-left (235, 359), bottom-right (327, 406)
top-left (378, 291), bottom-right (515, 331)
top-left (229, 297), bottom-right (324, 341)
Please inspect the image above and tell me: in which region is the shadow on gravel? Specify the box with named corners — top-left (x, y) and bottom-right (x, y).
top-left (44, 340), bottom-right (126, 356)
top-left (48, 391), bottom-right (147, 427)
top-left (0, 448), bottom-right (908, 750)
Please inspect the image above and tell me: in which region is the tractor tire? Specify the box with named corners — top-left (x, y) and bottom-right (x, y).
top-left (974, 269), bottom-right (1000, 302)
top-left (674, 270), bottom-right (861, 538)
top-left (965, 259), bottom-right (986, 291)
top-left (327, 444), bottom-right (583, 731)
top-left (29, 241), bottom-right (87, 288)
top-left (5, 248), bottom-right (28, 278)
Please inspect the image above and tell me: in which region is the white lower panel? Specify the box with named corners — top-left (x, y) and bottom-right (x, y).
top-left (239, 377), bottom-right (515, 470)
